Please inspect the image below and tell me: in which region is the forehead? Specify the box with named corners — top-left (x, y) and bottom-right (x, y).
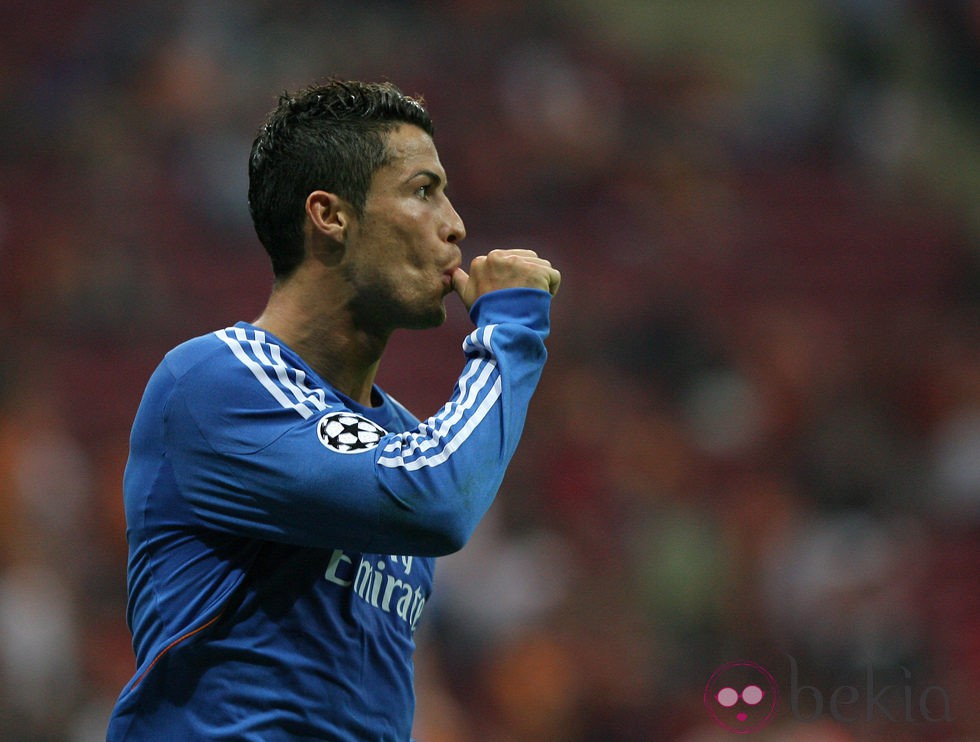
top-left (381, 124), bottom-right (443, 175)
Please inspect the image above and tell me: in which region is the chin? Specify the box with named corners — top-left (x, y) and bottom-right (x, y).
top-left (402, 304), bottom-right (447, 330)
top-left (351, 287), bottom-right (446, 334)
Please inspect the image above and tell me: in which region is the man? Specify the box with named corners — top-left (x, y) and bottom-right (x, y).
top-left (106, 79), bottom-right (559, 740)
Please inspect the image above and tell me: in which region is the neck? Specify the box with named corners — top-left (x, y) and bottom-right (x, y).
top-left (252, 274), bottom-right (388, 407)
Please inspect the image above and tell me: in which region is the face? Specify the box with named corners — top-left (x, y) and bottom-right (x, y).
top-left (342, 124), bottom-right (465, 334)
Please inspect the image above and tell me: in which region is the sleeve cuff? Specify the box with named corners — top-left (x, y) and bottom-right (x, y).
top-left (469, 288), bottom-right (552, 335)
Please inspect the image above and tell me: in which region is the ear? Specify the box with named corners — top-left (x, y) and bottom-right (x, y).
top-left (305, 190), bottom-right (353, 243)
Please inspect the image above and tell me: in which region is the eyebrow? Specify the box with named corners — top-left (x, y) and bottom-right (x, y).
top-left (408, 169), bottom-right (446, 189)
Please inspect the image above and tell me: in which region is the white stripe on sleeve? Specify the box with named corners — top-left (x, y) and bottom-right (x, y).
top-left (215, 328), bottom-right (329, 419)
top-left (378, 324), bottom-right (501, 471)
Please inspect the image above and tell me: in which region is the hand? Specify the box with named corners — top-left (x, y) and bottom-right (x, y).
top-left (451, 249), bottom-right (561, 311)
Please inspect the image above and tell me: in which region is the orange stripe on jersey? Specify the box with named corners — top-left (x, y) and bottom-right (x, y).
top-left (132, 612), bottom-right (224, 690)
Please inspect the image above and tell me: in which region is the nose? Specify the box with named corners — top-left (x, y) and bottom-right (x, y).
top-left (443, 199), bottom-right (466, 245)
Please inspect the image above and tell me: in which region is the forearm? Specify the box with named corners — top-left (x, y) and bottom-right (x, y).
top-left (371, 290), bottom-right (550, 554)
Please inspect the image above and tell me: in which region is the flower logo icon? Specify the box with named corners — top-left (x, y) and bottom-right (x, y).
top-left (704, 660), bottom-right (780, 734)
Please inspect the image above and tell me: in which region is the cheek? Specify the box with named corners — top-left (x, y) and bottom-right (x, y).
top-left (395, 228), bottom-right (437, 270)
top-left (356, 207), bottom-right (437, 273)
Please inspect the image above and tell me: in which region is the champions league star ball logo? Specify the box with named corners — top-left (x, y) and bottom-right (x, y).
top-left (317, 412), bottom-right (387, 453)
top-left (704, 660), bottom-right (780, 734)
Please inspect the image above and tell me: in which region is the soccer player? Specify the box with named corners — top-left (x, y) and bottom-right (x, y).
top-left (106, 79), bottom-right (560, 740)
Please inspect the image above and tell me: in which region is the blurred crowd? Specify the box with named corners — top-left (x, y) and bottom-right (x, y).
top-left (1, 1), bottom-right (978, 740)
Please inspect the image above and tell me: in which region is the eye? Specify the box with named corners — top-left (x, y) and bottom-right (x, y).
top-left (415, 184), bottom-right (431, 200)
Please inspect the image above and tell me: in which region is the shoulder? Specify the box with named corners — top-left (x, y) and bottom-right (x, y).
top-left (153, 325), bottom-right (340, 454)
top-left (162, 329), bottom-right (234, 377)
top-left (161, 324), bottom-right (337, 420)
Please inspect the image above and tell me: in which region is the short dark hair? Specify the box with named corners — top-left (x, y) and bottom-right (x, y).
top-left (247, 79), bottom-right (434, 279)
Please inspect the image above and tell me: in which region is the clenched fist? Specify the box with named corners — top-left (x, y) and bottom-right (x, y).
top-left (451, 249), bottom-right (561, 310)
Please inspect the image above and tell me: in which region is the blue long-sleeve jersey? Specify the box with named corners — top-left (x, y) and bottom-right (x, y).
top-left (106, 288), bottom-right (551, 741)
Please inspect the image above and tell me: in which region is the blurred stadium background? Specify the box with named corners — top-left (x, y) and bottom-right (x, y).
top-left (1, 1), bottom-right (978, 740)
